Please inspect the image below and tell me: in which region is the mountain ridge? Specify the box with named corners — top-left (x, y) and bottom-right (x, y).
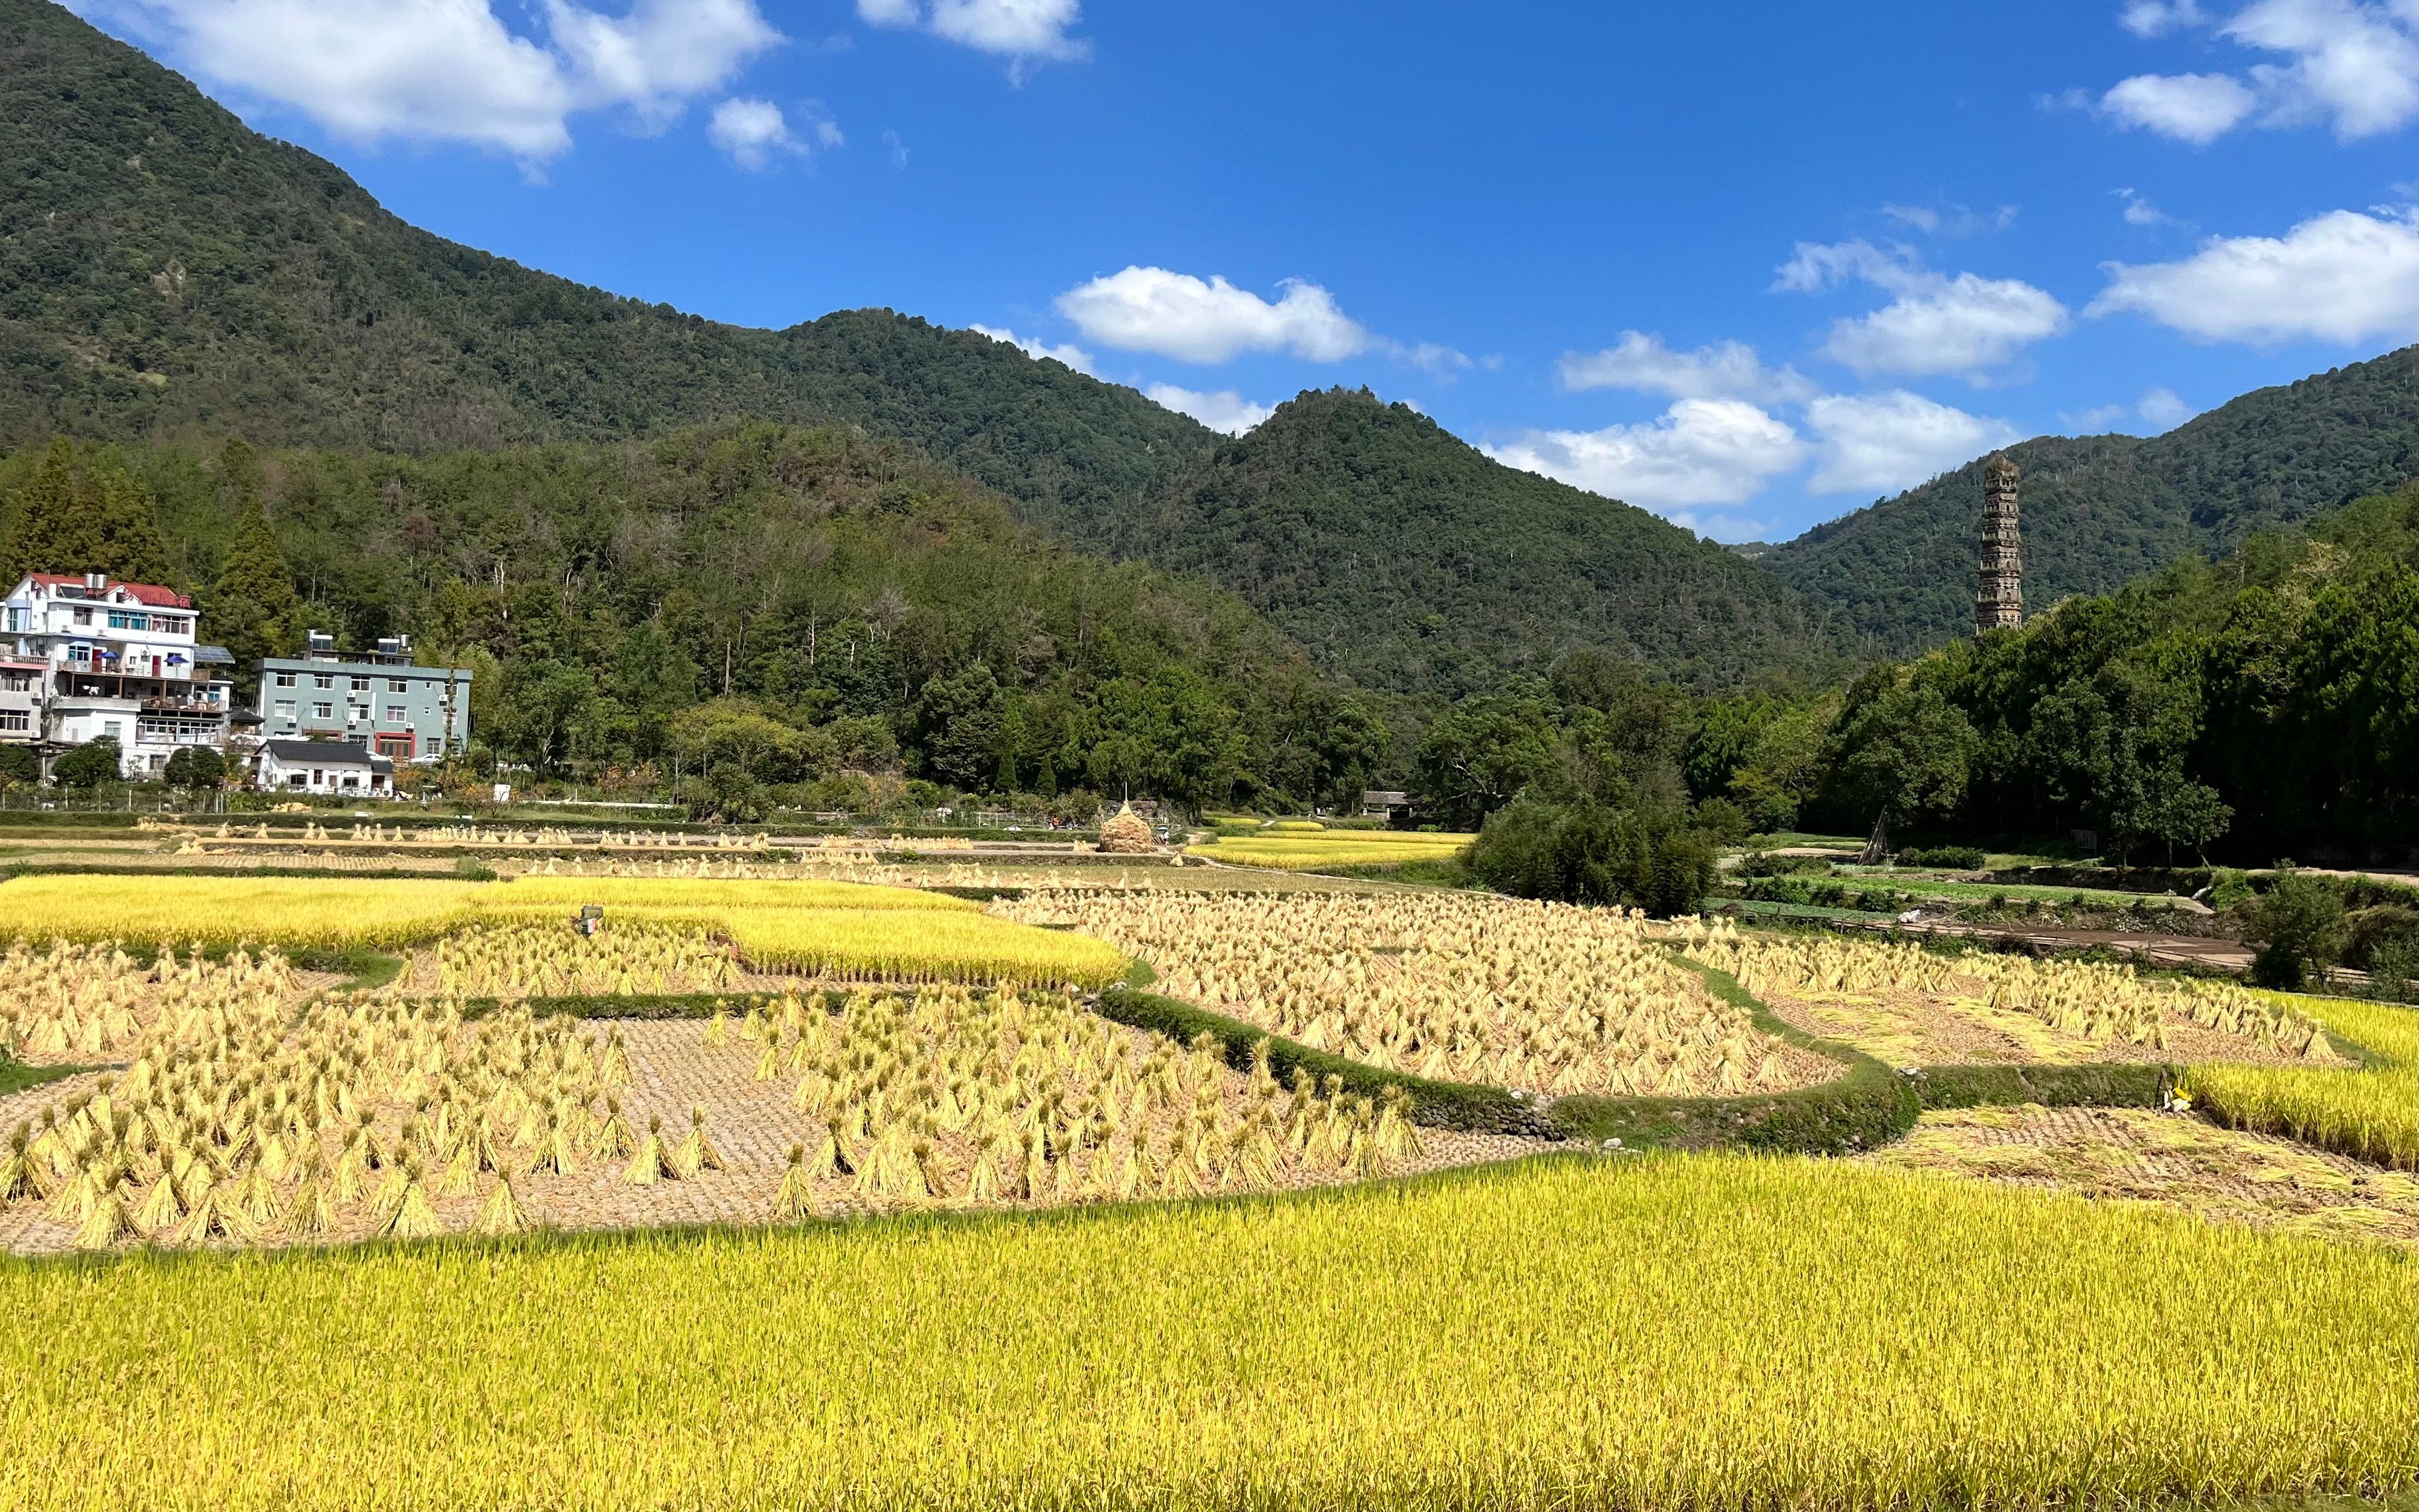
top-left (1763, 345), bottom-right (2419, 649)
top-left (2, 0), bottom-right (1852, 697)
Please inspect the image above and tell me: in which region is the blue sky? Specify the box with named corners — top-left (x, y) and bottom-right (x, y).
top-left (67, 0), bottom-right (2419, 541)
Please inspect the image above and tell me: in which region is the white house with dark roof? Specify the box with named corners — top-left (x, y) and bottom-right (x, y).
top-left (1, 572), bottom-right (237, 775)
top-left (253, 738), bottom-right (395, 798)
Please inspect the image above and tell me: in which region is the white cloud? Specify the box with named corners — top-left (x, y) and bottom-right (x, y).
top-left (1145, 384), bottom-right (1274, 436)
top-left (1484, 399), bottom-right (1806, 511)
top-left (1557, 331), bottom-right (1816, 405)
top-left (1804, 391), bottom-right (2020, 495)
top-left (1880, 202), bottom-right (2018, 237)
top-left (2102, 71), bottom-right (2260, 141)
top-left (91, 0), bottom-right (778, 159)
top-left (543, 0), bottom-right (779, 129)
top-left (1776, 241), bottom-right (2070, 379)
top-left (2229, 0), bottom-right (2419, 137)
top-left (2124, 0), bottom-right (2209, 36)
top-left (2116, 187), bottom-right (2179, 226)
top-left (2097, 0), bottom-right (2419, 144)
top-left (705, 98), bottom-right (837, 168)
top-left (2061, 387), bottom-right (2200, 433)
top-left (2092, 207), bottom-right (2419, 341)
top-left (1392, 341), bottom-right (1472, 375)
top-left (857, 0), bottom-right (1086, 69)
top-left (2139, 386), bottom-right (2198, 428)
top-left (969, 324), bottom-right (1095, 375)
top-left (2064, 401), bottom-right (2135, 431)
top-left (1055, 267), bottom-right (1369, 363)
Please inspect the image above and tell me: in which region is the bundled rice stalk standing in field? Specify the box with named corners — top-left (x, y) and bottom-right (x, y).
top-left (1677, 918), bottom-right (2328, 1056)
top-left (998, 889), bottom-right (1806, 1098)
top-left (757, 981), bottom-right (1391, 1215)
top-left (0, 972), bottom-right (618, 1250)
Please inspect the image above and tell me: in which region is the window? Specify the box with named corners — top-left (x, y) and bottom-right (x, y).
top-left (350, 676), bottom-right (369, 691)
top-left (273, 701), bottom-right (296, 721)
top-left (274, 671), bottom-right (297, 689)
top-left (287, 773), bottom-right (306, 788)
top-left (387, 678), bottom-right (409, 693)
top-left (313, 674), bottom-right (332, 690)
top-left (311, 702), bottom-right (333, 720)
top-left (102, 720), bottom-right (121, 741)
top-left (107, 611), bottom-right (149, 631)
top-left (1, 673), bottom-right (26, 693)
top-left (384, 705), bottom-right (407, 722)
top-left (72, 607), bottom-right (92, 625)
top-left (0, 711), bottom-right (27, 733)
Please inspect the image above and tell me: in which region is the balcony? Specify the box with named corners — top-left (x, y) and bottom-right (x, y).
top-left (140, 695), bottom-right (225, 715)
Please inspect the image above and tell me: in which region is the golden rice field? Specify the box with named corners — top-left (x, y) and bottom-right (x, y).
top-left (1184, 827), bottom-right (1474, 871)
top-left (0, 875), bottom-right (1129, 991)
top-left (1679, 920), bottom-right (2326, 1062)
top-left (2187, 993), bottom-right (2419, 1170)
top-left (997, 889), bottom-right (1827, 1096)
top-left (0, 923), bottom-right (1418, 1251)
top-left (2, 1156), bottom-right (2416, 1512)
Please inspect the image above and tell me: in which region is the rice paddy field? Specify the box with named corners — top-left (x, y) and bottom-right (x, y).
top-left (6, 866), bottom-right (2419, 1509)
top-left (2188, 993), bottom-right (2419, 1169)
top-left (1183, 827), bottom-right (1474, 871)
top-left (0, 873), bottom-right (1129, 989)
top-left (3, 1157), bottom-right (2418, 1511)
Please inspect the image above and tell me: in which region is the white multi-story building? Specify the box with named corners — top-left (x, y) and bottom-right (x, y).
top-left (0, 572), bottom-right (238, 775)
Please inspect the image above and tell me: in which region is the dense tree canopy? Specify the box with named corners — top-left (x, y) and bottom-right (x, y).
top-left (0, 424), bottom-right (1371, 818)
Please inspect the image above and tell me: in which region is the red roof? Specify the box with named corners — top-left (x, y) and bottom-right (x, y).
top-left (25, 573), bottom-right (191, 608)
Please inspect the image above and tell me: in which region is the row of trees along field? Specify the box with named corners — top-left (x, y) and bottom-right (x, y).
top-left (0, 427), bottom-right (1390, 819)
top-left (1411, 479), bottom-right (2419, 905)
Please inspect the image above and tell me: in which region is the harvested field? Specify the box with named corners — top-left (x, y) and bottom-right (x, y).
top-left (1682, 922), bottom-right (2345, 1070)
top-left (1869, 1104), bottom-right (2419, 1247)
top-left (0, 1007), bottom-right (1550, 1256)
top-left (999, 888), bottom-right (1837, 1099)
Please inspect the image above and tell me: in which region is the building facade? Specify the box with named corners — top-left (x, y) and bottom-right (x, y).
top-left (1, 573), bottom-right (237, 773)
top-left (256, 632), bottom-right (471, 763)
top-left (254, 738), bottom-right (396, 797)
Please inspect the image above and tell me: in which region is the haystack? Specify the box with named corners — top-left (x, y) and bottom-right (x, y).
top-left (1097, 803), bottom-right (1156, 855)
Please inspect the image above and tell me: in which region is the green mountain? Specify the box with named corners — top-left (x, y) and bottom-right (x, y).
top-left (1763, 344), bottom-right (2419, 650)
top-left (1, 0), bottom-right (1847, 698)
top-left (1102, 389), bottom-right (1851, 696)
top-left (0, 0), bottom-right (1214, 529)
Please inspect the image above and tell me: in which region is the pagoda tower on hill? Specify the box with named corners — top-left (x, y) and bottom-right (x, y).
top-left (1976, 454), bottom-right (2024, 633)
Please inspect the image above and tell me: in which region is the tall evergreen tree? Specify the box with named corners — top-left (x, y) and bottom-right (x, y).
top-left (86, 463), bottom-right (175, 585)
top-left (0, 439), bottom-right (176, 586)
top-left (0, 437), bottom-right (100, 583)
top-left (207, 500), bottom-right (301, 679)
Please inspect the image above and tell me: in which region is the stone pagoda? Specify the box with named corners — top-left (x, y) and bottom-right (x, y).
top-left (1976, 454), bottom-right (2024, 633)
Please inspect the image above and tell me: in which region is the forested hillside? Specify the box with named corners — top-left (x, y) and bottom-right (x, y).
top-left (0, 426), bottom-right (1390, 815)
top-left (1794, 483), bottom-right (2419, 862)
top-left (1765, 345), bottom-right (2419, 649)
top-left (1110, 389), bottom-right (1853, 697)
top-left (0, 0), bottom-right (1214, 526)
top-left (1, 0), bottom-right (1858, 699)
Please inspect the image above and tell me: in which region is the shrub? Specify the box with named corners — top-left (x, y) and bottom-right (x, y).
top-left (0, 744), bottom-right (38, 790)
top-left (1898, 845), bottom-right (1986, 869)
top-left (2344, 905), bottom-right (2419, 970)
top-left (1466, 795), bottom-right (1716, 915)
top-left (163, 745), bottom-right (227, 790)
top-left (2246, 866), bottom-right (2347, 991)
top-left (50, 739), bottom-right (122, 789)
top-left (1692, 797), bottom-right (1750, 845)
